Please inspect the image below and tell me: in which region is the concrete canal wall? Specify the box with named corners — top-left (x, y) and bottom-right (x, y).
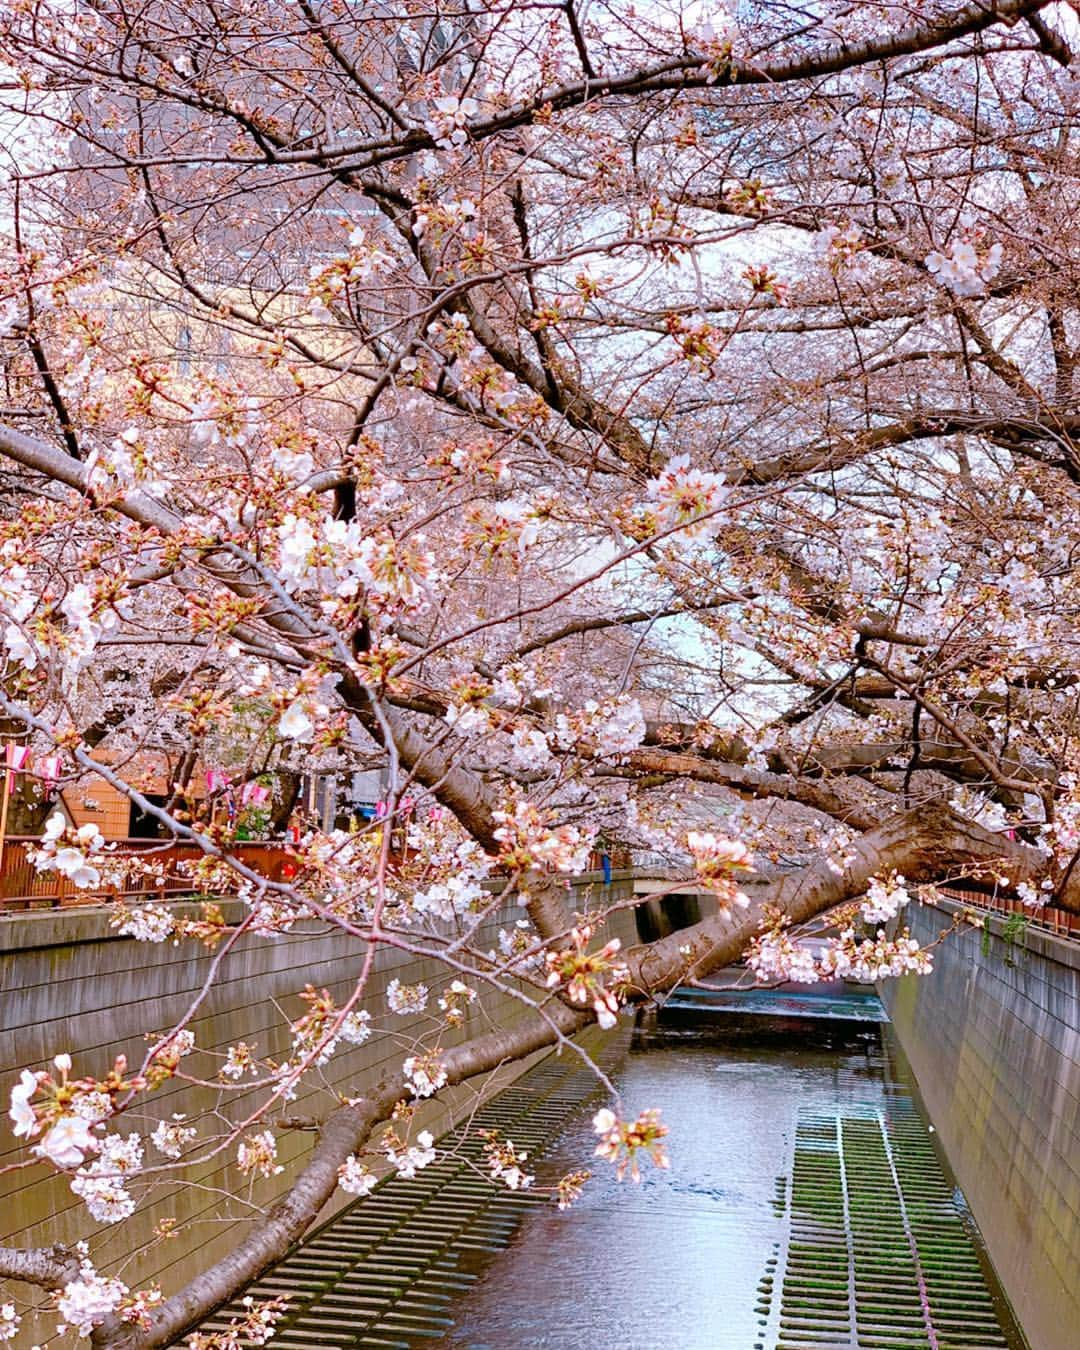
top-left (0, 873), bottom-right (636, 1347)
top-left (882, 898), bottom-right (1080, 1350)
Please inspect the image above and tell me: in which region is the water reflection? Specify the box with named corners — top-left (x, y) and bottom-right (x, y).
top-left (433, 1024), bottom-right (884, 1350)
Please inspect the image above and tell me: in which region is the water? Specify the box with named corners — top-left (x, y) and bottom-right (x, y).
top-left (429, 1021), bottom-right (1022, 1350)
top-left (197, 1017), bottom-right (1025, 1350)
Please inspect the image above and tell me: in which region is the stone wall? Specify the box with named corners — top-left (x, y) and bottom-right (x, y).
top-left (0, 873), bottom-right (636, 1347)
top-left (882, 898), bottom-right (1080, 1350)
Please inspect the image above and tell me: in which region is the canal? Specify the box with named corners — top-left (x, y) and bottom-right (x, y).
top-left (209, 1015), bottom-right (1026, 1350)
top-left (429, 1018), bottom-right (1024, 1350)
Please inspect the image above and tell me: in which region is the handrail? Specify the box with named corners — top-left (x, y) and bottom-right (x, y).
top-left (0, 837), bottom-right (294, 911)
top-left (935, 883), bottom-right (1080, 940)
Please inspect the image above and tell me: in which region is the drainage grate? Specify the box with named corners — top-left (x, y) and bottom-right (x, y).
top-left (192, 1043), bottom-right (621, 1349)
top-left (196, 1036), bottom-right (1022, 1350)
top-left (757, 1097), bottom-right (1015, 1350)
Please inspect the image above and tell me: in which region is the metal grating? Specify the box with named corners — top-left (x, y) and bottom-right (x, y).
top-left (192, 1045), bottom-right (620, 1349)
top-left (757, 1098), bottom-right (1015, 1350)
top-left (195, 1037), bottom-right (1023, 1350)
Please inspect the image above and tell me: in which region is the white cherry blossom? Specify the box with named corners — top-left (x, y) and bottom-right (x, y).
top-left (35, 1113), bottom-right (99, 1168)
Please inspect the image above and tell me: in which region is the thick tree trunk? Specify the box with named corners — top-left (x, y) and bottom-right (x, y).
top-left (623, 803), bottom-right (1049, 993)
top-left (97, 1003), bottom-right (586, 1350)
top-left (269, 769), bottom-right (302, 835)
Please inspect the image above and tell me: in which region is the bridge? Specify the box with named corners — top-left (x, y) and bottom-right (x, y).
top-left (657, 964), bottom-right (890, 1025)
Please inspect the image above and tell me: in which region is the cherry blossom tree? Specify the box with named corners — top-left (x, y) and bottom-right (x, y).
top-left (1, 1), bottom-right (1079, 1344)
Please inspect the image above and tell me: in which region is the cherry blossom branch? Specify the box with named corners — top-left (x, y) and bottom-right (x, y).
top-left (0, 1244), bottom-right (82, 1292)
top-left (99, 1005), bottom-right (587, 1350)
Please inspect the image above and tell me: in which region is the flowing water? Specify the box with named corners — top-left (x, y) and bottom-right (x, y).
top-left (428, 1020), bottom-right (1025, 1350)
top-left (199, 1017), bottom-right (1026, 1350)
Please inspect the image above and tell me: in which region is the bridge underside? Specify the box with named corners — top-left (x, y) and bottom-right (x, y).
top-left (659, 983), bottom-right (890, 1024)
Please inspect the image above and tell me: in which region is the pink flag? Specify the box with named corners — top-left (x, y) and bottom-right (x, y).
top-left (5, 744), bottom-right (30, 791)
top-left (37, 755), bottom-right (62, 788)
top-left (241, 782), bottom-right (269, 806)
top-left (206, 769), bottom-right (230, 794)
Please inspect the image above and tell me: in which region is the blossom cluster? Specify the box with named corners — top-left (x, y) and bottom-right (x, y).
top-left (288, 985), bottom-right (372, 1067)
top-left (1017, 879), bottom-right (1052, 909)
top-left (116, 903), bottom-right (176, 943)
top-left (0, 1304), bottom-right (18, 1343)
top-left (337, 1155), bottom-right (377, 1196)
top-left (493, 917), bottom-right (543, 973)
top-left (70, 1131), bottom-right (144, 1223)
top-left (386, 979), bottom-right (429, 1015)
top-left (480, 1129), bottom-right (534, 1191)
top-left (544, 925), bottom-right (627, 1029)
top-left (147, 1029), bottom-right (197, 1086)
top-left (814, 221), bottom-right (870, 278)
top-left (492, 799), bottom-right (595, 873)
top-left (56, 1264), bottom-right (129, 1338)
top-left (437, 979), bottom-right (477, 1027)
top-left (0, 546), bottom-right (37, 667)
top-left (925, 238), bottom-right (1002, 297)
top-left (220, 1041), bottom-right (259, 1080)
top-left (747, 901), bottom-right (935, 986)
top-left (553, 696), bottom-right (648, 758)
top-left (555, 1168), bottom-right (592, 1210)
top-left (9, 1052), bottom-right (143, 1170)
top-left (403, 1052), bottom-right (448, 1098)
top-left (642, 454), bottom-right (728, 541)
top-left (685, 831), bottom-right (754, 907)
top-left (275, 510), bottom-right (438, 619)
top-left (52, 1247), bottom-right (161, 1340)
top-left (746, 926), bottom-right (821, 984)
top-left (151, 1114), bottom-right (197, 1159)
top-left (427, 93), bottom-right (479, 149)
top-left (411, 838), bottom-right (490, 920)
top-left (5, 576), bottom-right (121, 673)
top-left (591, 1106), bottom-right (670, 1183)
top-left (186, 1295), bottom-right (288, 1350)
top-left (819, 928), bottom-right (933, 983)
top-left (861, 873), bottom-right (910, 924)
top-left (30, 813), bottom-right (106, 889)
top-left (237, 1130), bottom-right (282, 1178)
top-left (384, 1129), bottom-right (436, 1179)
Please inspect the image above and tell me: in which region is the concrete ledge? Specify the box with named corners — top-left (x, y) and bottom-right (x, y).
top-left (0, 869), bottom-right (638, 954)
top-left (882, 898), bottom-right (1080, 1350)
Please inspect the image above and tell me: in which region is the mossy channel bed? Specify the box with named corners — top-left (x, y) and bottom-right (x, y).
top-left (193, 1022), bottom-right (1024, 1350)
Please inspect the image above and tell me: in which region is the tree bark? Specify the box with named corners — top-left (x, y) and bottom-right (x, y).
top-left (623, 803), bottom-right (1048, 993)
top-left (0, 1243), bottom-right (82, 1291)
top-left (99, 1004), bottom-right (585, 1350)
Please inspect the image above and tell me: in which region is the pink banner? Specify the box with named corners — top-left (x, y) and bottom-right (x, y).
top-left (37, 755), bottom-right (62, 787)
top-left (4, 743), bottom-right (30, 791)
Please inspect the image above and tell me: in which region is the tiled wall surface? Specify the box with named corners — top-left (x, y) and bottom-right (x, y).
top-left (882, 900), bottom-right (1080, 1350)
top-left (0, 876), bottom-right (634, 1346)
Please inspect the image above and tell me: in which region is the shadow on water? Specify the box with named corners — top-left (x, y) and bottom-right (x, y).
top-left (427, 1017), bottom-right (1026, 1350)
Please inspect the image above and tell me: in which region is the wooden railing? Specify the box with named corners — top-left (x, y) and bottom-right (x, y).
top-left (936, 883), bottom-right (1080, 939)
top-left (0, 837), bottom-right (294, 911)
top-left (0, 837), bottom-right (627, 913)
